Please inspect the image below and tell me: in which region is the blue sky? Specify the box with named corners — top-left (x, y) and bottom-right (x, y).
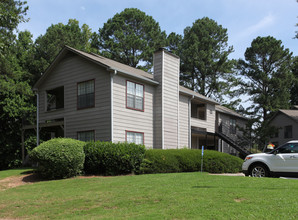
top-left (18, 0), bottom-right (298, 59)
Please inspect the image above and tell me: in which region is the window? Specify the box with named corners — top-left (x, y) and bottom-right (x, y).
top-left (230, 119), bottom-right (236, 134)
top-left (78, 80), bottom-right (95, 109)
top-left (191, 103), bottom-right (206, 120)
top-left (277, 143), bottom-right (298, 154)
top-left (284, 125), bottom-right (292, 139)
top-left (78, 131), bottom-right (94, 142)
top-left (46, 86), bottom-right (64, 111)
top-left (126, 131), bottom-right (144, 145)
top-left (126, 81), bottom-right (144, 111)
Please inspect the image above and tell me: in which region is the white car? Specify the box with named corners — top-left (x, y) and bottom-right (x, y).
top-left (242, 140), bottom-right (298, 177)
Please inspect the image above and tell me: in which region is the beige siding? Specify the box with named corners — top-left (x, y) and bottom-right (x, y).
top-left (270, 114), bottom-right (298, 146)
top-left (179, 94), bottom-right (189, 148)
top-left (38, 55), bottom-right (111, 141)
top-left (163, 53), bottom-right (179, 149)
top-left (153, 50), bottom-right (180, 149)
top-left (112, 74), bottom-right (154, 148)
top-left (191, 103), bottom-right (216, 133)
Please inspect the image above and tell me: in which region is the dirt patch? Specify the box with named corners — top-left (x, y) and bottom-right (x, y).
top-left (0, 174), bottom-right (42, 191)
top-left (234, 198), bottom-right (246, 203)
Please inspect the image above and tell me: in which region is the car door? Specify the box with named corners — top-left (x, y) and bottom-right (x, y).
top-left (269, 143), bottom-right (298, 173)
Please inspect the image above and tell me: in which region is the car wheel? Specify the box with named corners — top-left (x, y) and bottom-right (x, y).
top-left (250, 164), bottom-right (269, 177)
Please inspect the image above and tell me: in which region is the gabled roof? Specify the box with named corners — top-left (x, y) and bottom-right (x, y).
top-left (215, 105), bottom-right (247, 120)
top-left (278, 109), bottom-right (298, 123)
top-left (33, 45), bottom-right (158, 89)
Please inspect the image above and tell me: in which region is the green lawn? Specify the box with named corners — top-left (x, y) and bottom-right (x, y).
top-left (0, 168), bottom-right (33, 180)
top-left (0, 169), bottom-right (297, 219)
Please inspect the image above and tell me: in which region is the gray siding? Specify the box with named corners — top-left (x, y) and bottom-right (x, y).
top-left (153, 52), bottom-right (163, 148)
top-left (270, 114), bottom-right (298, 146)
top-left (112, 74), bottom-right (154, 148)
top-left (179, 94), bottom-right (189, 148)
top-left (38, 55), bottom-right (111, 141)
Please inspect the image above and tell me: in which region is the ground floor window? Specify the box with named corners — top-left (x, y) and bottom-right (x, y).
top-left (78, 130), bottom-right (94, 142)
top-left (126, 131), bottom-right (144, 145)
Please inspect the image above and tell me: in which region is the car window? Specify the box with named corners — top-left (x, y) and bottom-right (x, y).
top-left (277, 143), bottom-right (298, 154)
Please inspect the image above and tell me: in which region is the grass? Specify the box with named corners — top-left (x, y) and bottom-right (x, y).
top-left (0, 170), bottom-right (297, 219)
top-left (0, 168), bottom-right (33, 180)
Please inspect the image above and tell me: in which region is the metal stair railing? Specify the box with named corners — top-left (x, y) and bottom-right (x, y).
top-left (216, 123), bottom-right (252, 157)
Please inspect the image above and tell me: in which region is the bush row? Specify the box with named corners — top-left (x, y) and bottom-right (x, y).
top-left (30, 138), bottom-right (145, 179)
top-left (83, 141), bottom-right (145, 175)
top-left (140, 149), bottom-right (243, 174)
top-left (30, 138), bottom-right (243, 179)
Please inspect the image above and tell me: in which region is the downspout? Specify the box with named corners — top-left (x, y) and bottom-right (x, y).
top-left (188, 95), bottom-right (194, 148)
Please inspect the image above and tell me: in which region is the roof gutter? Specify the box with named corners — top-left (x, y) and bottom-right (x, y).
top-left (107, 67), bottom-right (159, 86)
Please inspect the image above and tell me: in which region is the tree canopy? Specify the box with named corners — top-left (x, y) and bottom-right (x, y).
top-left (238, 36), bottom-right (294, 147)
top-left (93, 8), bottom-right (167, 71)
top-left (33, 19), bottom-right (93, 82)
top-left (179, 17), bottom-right (236, 102)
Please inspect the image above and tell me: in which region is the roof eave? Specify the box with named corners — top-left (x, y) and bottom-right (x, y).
top-left (108, 67), bottom-right (159, 85)
top-left (179, 90), bottom-right (219, 105)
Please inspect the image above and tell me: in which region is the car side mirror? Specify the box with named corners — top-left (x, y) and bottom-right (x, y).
top-left (273, 150), bottom-right (278, 155)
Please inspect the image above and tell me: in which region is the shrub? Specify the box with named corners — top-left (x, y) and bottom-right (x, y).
top-left (30, 138), bottom-right (85, 179)
top-left (84, 141), bottom-right (146, 175)
top-left (140, 149), bottom-right (243, 174)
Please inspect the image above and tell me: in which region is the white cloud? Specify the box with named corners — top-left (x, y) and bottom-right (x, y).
top-left (80, 6), bottom-right (86, 11)
top-left (238, 13), bottom-right (275, 38)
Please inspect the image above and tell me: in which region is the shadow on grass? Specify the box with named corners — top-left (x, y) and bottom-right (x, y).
top-left (192, 186), bottom-right (216, 189)
top-left (22, 173), bottom-right (45, 183)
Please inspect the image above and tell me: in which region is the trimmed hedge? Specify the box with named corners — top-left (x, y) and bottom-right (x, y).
top-left (84, 141), bottom-right (146, 175)
top-left (140, 149), bottom-right (243, 174)
top-left (30, 138), bottom-right (85, 179)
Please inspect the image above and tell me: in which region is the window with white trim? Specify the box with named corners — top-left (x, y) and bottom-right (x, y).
top-left (78, 80), bottom-right (94, 109)
top-left (78, 131), bottom-right (94, 142)
top-left (126, 131), bottom-right (144, 145)
top-left (127, 81), bottom-right (144, 111)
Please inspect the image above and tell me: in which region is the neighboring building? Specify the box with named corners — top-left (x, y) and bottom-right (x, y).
top-left (25, 46), bottom-right (249, 156)
top-left (215, 105), bottom-right (249, 155)
top-left (269, 106), bottom-right (298, 147)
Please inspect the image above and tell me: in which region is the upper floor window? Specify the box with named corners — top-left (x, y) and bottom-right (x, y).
top-left (191, 103), bottom-right (206, 120)
top-left (284, 125), bottom-right (292, 139)
top-left (126, 131), bottom-right (144, 145)
top-left (78, 130), bottom-right (94, 142)
top-left (78, 80), bottom-right (95, 109)
top-left (230, 119), bottom-right (236, 134)
top-left (126, 81), bottom-right (144, 111)
top-left (46, 86), bottom-right (64, 111)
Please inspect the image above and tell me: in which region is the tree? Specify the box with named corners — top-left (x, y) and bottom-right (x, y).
top-left (93, 8), bottom-right (167, 71)
top-left (165, 32), bottom-right (183, 56)
top-left (290, 56), bottom-right (298, 105)
top-left (33, 19), bottom-right (93, 82)
top-left (0, 0), bottom-right (28, 57)
top-left (238, 36), bottom-right (293, 148)
top-left (179, 17), bottom-right (236, 102)
top-left (0, 0), bottom-right (35, 169)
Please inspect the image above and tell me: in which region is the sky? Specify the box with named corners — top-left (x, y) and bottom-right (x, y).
top-left (18, 0), bottom-right (298, 60)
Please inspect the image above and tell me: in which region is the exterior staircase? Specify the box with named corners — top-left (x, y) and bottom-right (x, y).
top-left (216, 132), bottom-right (251, 157)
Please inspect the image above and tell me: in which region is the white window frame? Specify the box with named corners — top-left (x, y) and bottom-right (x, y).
top-left (126, 131), bottom-right (144, 145)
